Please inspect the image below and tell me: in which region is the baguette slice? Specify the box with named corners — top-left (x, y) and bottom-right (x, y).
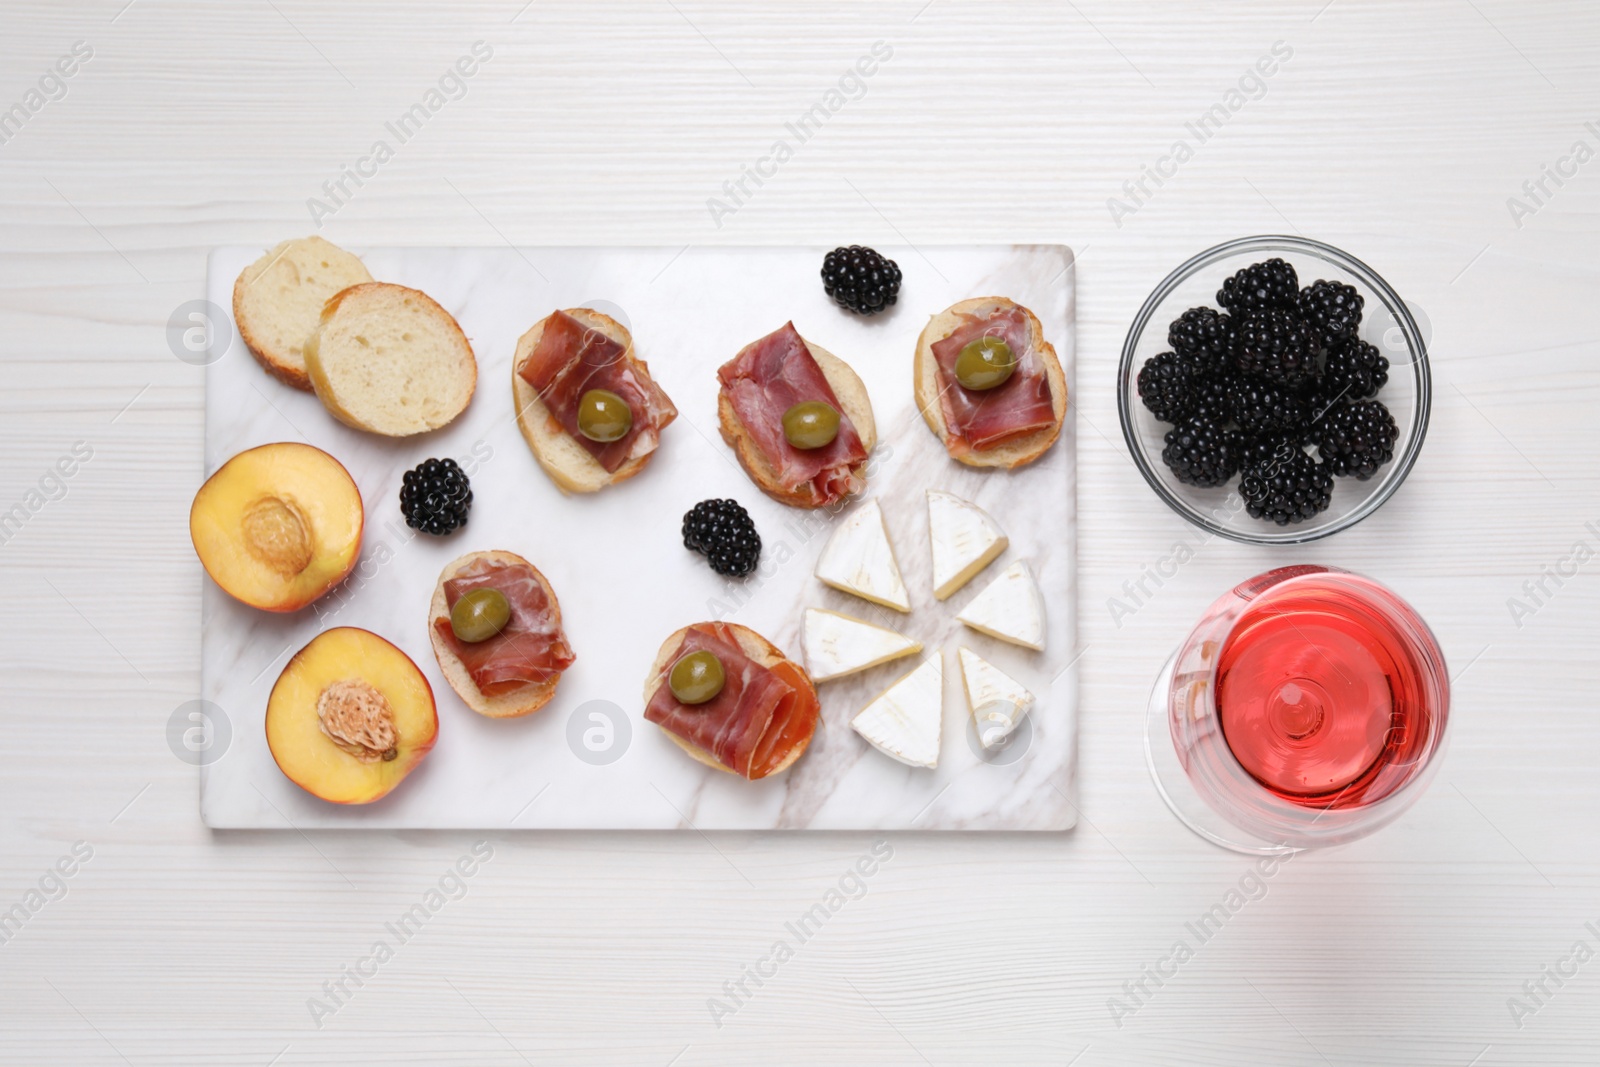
top-left (643, 623), bottom-right (818, 779)
top-left (718, 336), bottom-right (877, 509)
top-left (914, 296), bottom-right (1067, 469)
top-left (427, 550), bottom-right (569, 719)
top-left (233, 236), bottom-right (373, 391)
top-left (305, 282), bottom-right (477, 437)
top-left (512, 308), bottom-right (668, 493)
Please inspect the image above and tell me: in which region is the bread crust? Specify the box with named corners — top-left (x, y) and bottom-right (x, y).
top-left (427, 550), bottom-right (567, 719)
top-left (717, 336), bottom-right (878, 509)
top-left (512, 308), bottom-right (667, 494)
top-left (914, 297), bottom-right (1067, 469)
top-left (643, 623), bottom-right (818, 779)
top-left (233, 236), bottom-right (373, 392)
top-left (305, 282), bottom-right (477, 437)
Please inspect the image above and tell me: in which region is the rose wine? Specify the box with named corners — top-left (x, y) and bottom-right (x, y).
top-left (1215, 573), bottom-right (1440, 808)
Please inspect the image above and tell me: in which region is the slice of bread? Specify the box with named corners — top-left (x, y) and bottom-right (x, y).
top-left (914, 296), bottom-right (1067, 469)
top-left (643, 623), bottom-right (817, 779)
top-left (427, 550), bottom-right (568, 719)
top-left (233, 236), bottom-right (373, 391)
top-left (304, 282), bottom-right (477, 437)
top-left (718, 336), bottom-right (877, 509)
top-left (512, 308), bottom-right (668, 494)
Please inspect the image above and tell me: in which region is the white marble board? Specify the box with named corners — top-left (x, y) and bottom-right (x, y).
top-left (199, 244), bottom-right (1077, 830)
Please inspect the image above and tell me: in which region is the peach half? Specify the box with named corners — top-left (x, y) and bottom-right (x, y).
top-left (266, 627), bottom-right (437, 804)
top-left (190, 442), bottom-right (363, 612)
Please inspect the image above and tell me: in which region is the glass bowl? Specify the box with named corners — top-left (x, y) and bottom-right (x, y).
top-left (1116, 235), bottom-right (1431, 545)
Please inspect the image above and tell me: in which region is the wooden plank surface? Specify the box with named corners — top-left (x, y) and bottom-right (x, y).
top-left (0, 1), bottom-right (1597, 1064)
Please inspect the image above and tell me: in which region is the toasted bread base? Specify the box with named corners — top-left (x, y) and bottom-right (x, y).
top-left (305, 282), bottom-right (477, 437)
top-left (718, 338), bottom-right (878, 509)
top-left (643, 623), bottom-right (816, 779)
top-left (914, 297), bottom-right (1067, 469)
top-left (427, 550), bottom-right (566, 719)
top-left (234, 236), bottom-right (373, 391)
top-left (512, 308), bottom-right (664, 494)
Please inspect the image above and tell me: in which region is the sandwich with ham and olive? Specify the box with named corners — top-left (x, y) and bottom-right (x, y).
top-left (643, 622), bottom-right (820, 780)
top-left (718, 322), bottom-right (876, 509)
top-left (514, 308), bottom-right (678, 493)
top-left (428, 550), bottom-right (575, 718)
top-left (914, 297), bottom-right (1066, 469)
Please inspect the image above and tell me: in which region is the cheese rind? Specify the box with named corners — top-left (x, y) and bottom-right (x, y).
top-left (801, 608), bottom-right (921, 683)
top-left (957, 560), bottom-right (1046, 651)
top-left (814, 498), bottom-right (910, 612)
top-left (927, 490), bottom-right (1007, 600)
top-left (851, 656), bottom-right (943, 768)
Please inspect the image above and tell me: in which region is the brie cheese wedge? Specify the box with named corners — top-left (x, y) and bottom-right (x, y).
top-left (802, 608), bottom-right (921, 683)
top-left (851, 656), bottom-right (943, 769)
top-left (814, 498), bottom-right (910, 612)
top-left (958, 647), bottom-right (1035, 748)
top-left (957, 560), bottom-right (1046, 651)
top-left (927, 490), bottom-right (1007, 600)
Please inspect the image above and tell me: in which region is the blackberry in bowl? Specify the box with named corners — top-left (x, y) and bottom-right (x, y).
top-left (1117, 236), bottom-right (1430, 545)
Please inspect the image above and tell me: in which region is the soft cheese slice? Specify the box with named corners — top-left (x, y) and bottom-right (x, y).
top-left (957, 560), bottom-right (1046, 651)
top-left (958, 647), bottom-right (1036, 748)
top-left (815, 498), bottom-right (910, 612)
top-left (802, 608), bottom-right (921, 683)
top-left (927, 490), bottom-right (1007, 600)
top-left (851, 656), bottom-right (943, 768)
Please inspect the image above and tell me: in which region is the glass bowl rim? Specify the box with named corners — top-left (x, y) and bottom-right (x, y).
top-left (1116, 234), bottom-right (1432, 545)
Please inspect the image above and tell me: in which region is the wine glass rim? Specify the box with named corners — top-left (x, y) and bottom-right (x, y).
top-left (1117, 234), bottom-right (1432, 545)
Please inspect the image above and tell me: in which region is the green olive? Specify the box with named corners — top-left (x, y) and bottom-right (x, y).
top-left (782, 400), bottom-right (841, 450)
top-left (954, 336), bottom-right (1017, 391)
top-left (450, 587), bottom-right (511, 644)
top-left (577, 389), bottom-right (633, 443)
top-left (669, 650), bottom-right (725, 705)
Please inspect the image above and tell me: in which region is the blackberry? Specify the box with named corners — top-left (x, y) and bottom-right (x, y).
top-left (682, 498), bottom-right (762, 577)
top-left (821, 245), bottom-right (901, 316)
top-left (1317, 400), bottom-right (1398, 480)
top-left (1217, 258), bottom-right (1299, 312)
top-left (1161, 416), bottom-right (1243, 488)
top-left (1296, 279), bottom-right (1364, 344)
top-left (1241, 432), bottom-right (1309, 471)
top-left (399, 457), bottom-right (471, 536)
top-left (1227, 378), bottom-right (1310, 436)
top-left (1136, 352), bottom-right (1202, 423)
top-left (1190, 374), bottom-right (1236, 424)
top-left (1233, 308), bottom-right (1321, 391)
top-left (1240, 448), bottom-right (1334, 525)
top-left (1322, 337), bottom-right (1389, 402)
top-left (1167, 307), bottom-right (1234, 376)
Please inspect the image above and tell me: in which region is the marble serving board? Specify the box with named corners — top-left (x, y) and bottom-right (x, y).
top-left (200, 244), bottom-right (1077, 830)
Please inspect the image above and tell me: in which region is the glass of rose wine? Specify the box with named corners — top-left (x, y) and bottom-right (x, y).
top-left (1145, 565), bottom-right (1450, 853)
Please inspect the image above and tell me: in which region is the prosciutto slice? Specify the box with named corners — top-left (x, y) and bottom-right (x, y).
top-left (644, 623), bottom-right (818, 780)
top-left (929, 305), bottom-right (1056, 453)
top-left (717, 323), bottom-right (869, 505)
top-left (433, 558), bottom-right (575, 696)
top-left (518, 310), bottom-right (678, 473)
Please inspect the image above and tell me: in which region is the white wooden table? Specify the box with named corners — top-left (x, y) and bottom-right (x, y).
top-left (2, 2), bottom-right (1596, 1063)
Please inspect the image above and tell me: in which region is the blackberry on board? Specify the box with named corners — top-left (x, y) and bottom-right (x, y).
top-left (1317, 400), bottom-right (1399, 480)
top-left (1296, 279), bottom-right (1364, 345)
top-left (1167, 307), bottom-right (1235, 376)
top-left (1136, 352), bottom-right (1203, 423)
top-left (1216, 258), bottom-right (1299, 312)
top-left (1232, 307), bottom-right (1322, 391)
top-left (821, 245), bottom-right (901, 316)
top-left (400, 457), bottom-right (472, 536)
top-left (1240, 448), bottom-right (1334, 525)
top-left (1322, 337), bottom-right (1389, 402)
top-left (682, 498), bottom-right (762, 578)
top-left (1161, 416), bottom-right (1243, 488)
